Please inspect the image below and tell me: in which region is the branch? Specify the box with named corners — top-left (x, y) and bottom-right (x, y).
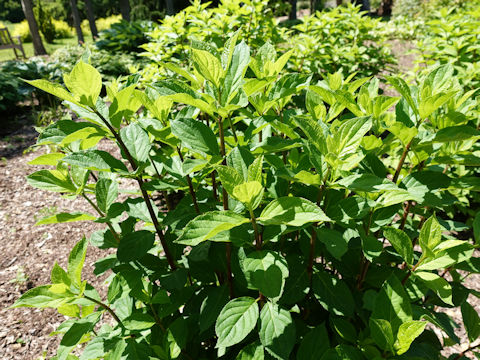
top-left (93, 109), bottom-right (177, 270)
top-left (84, 294), bottom-right (124, 328)
top-left (392, 140), bottom-right (412, 183)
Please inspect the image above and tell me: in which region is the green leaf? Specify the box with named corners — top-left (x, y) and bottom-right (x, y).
top-left (35, 212), bottom-right (96, 226)
top-left (259, 197), bottom-right (330, 227)
top-left (312, 271), bottom-right (354, 317)
top-left (167, 317), bottom-right (189, 358)
top-left (461, 302), bottom-right (480, 342)
top-left (241, 250), bottom-right (289, 299)
top-left (123, 313), bottom-right (156, 330)
top-left (416, 243), bottom-right (474, 271)
top-left (369, 318), bottom-right (394, 353)
top-left (337, 173), bottom-right (397, 193)
top-left (109, 86), bottom-right (142, 128)
top-left (27, 170), bottom-right (77, 193)
top-left (95, 178), bottom-right (118, 214)
top-left (63, 61), bottom-right (102, 106)
top-left (376, 189), bottom-right (415, 208)
top-left (122, 339), bottom-right (152, 360)
top-left (119, 123), bottom-right (151, 164)
top-left (175, 211), bottom-right (250, 246)
top-left (317, 228), bottom-right (348, 260)
top-left (329, 117), bottom-right (372, 158)
top-left (394, 321), bottom-right (427, 355)
top-left (232, 181), bottom-right (264, 210)
top-left (216, 165), bottom-right (245, 196)
top-left (28, 153), bottom-right (66, 166)
top-left (63, 150), bottom-right (128, 172)
top-left (51, 263), bottom-right (71, 286)
top-left (331, 317), bottom-right (357, 343)
top-left (67, 238), bottom-right (88, 290)
top-left (362, 234), bottom-right (383, 262)
top-left (419, 91), bottom-right (456, 120)
top-left (136, 90), bottom-right (172, 124)
top-left (419, 215), bottom-right (442, 257)
top-left (247, 155), bottom-right (263, 183)
top-left (297, 324), bottom-right (330, 360)
top-left (383, 227), bottom-right (414, 265)
top-left (171, 118), bottom-right (219, 155)
top-left (60, 127), bottom-right (105, 149)
top-left (387, 77), bottom-right (418, 116)
top-left (372, 275), bottom-right (412, 332)
top-left (414, 272), bottom-right (453, 305)
top-left (227, 146), bottom-right (254, 180)
top-left (199, 286), bottom-right (229, 333)
top-left (168, 92), bottom-right (216, 117)
top-left (433, 125), bottom-right (480, 143)
top-left (12, 285), bottom-right (72, 308)
top-left (474, 212), bottom-right (480, 245)
top-left (259, 302), bottom-right (295, 360)
top-left (25, 79), bottom-right (78, 105)
top-left (293, 115), bottom-right (327, 153)
top-left (306, 90), bottom-right (327, 121)
top-left (389, 122), bottom-right (418, 146)
top-left (294, 170), bottom-right (322, 186)
top-left (215, 297), bottom-right (259, 348)
top-left (222, 40), bottom-right (250, 105)
top-left (373, 96), bottom-right (400, 118)
top-left (192, 48), bottom-right (224, 88)
top-left (58, 313), bottom-right (101, 359)
top-left (118, 230), bottom-right (155, 262)
top-left (236, 341), bottom-right (264, 360)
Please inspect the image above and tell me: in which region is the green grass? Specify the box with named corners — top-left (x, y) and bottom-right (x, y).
top-left (0, 35), bottom-right (94, 62)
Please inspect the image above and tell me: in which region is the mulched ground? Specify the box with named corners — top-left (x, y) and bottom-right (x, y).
top-left (0, 125), bottom-right (110, 359)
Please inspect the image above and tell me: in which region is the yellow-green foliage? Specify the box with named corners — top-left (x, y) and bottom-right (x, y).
top-left (81, 15), bottom-right (122, 35)
top-left (12, 20), bottom-right (32, 42)
top-left (52, 19), bottom-right (74, 39)
top-left (12, 19), bottom-right (73, 43)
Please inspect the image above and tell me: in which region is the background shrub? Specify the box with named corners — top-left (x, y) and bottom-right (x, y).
top-left (81, 14), bottom-right (122, 35)
top-left (95, 20), bottom-right (153, 53)
top-left (51, 19), bottom-right (74, 39)
top-left (12, 20), bottom-right (32, 43)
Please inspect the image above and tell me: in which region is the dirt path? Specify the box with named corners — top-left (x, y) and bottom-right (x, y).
top-left (0, 126), bottom-right (109, 359)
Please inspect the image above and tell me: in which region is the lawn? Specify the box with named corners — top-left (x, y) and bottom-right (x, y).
top-left (0, 34), bottom-right (94, 62)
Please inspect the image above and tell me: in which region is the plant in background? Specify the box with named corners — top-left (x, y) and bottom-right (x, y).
top-left (11, 39), bottom-right (480, 360)
top-left (0, 71), bottom-right (23, 113)
top-left (95, 20), bottom-right (153, 54)
top-left (52, 45), bottom-right (139, 80)
top-left (288, 4), bottom-right (396, 77)
top-left (414, 7), bottom-right (480, 92)
top-left (34, 0), bottom-right (56, 44)
top-left (140, 1), bottom-right (394, 85)
top-left (51, 19), bottom-right (74, 39)
top-left (81, 14), bottom-right (122, 35)
top-left (12, 20), bottom-right (33, 43)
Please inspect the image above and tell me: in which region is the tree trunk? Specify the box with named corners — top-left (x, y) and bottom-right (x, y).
top-left (20, 0), bottom-right (47, 55)
top-left (378, 0), bottom-right (393, 16)
top-left (310, 0), bottom-right (316, 14)
top-left (289, 0), bottom-right (297, 20)
top-left (120, 0), bottom-right (131, 21)
top-left (165, 0), bottom-right (174, 16)
top-left (84, 0), bottom-right (98, 38)
top-left (70, 0), bottom-right (84, 44)
top-left (336, 0), bottom-right (342, 6)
